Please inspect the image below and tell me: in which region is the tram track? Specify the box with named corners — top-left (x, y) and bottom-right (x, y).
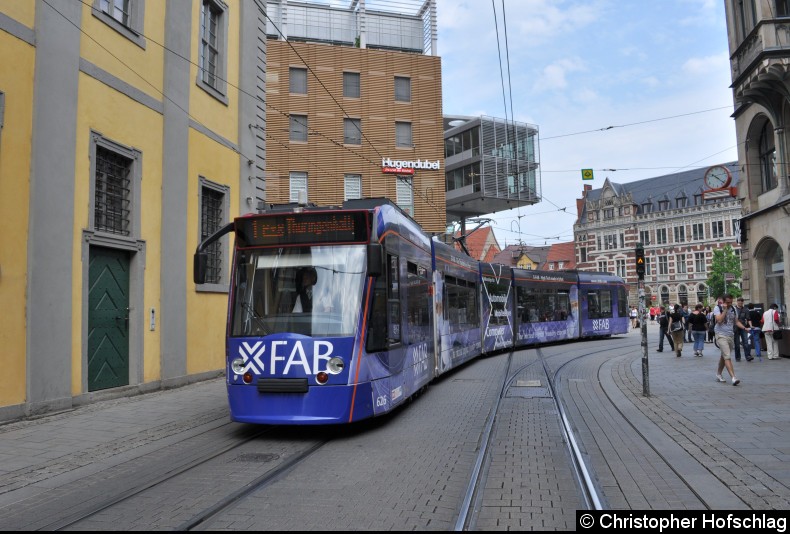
top-left (454, 334), bottom-right (728, 530)
top-left (43, 422), bottom-right (338, 532)
top-left (454, 342), bottom-right (610, 531)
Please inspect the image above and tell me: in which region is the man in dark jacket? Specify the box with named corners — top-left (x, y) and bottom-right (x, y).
top-left (657, 305), bottom-right (674, 352)
top-left (733, 297), bottom-right (752, 361)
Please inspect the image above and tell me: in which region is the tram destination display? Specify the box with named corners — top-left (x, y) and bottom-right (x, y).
top-left (236, 211), bottom-right (369, 246)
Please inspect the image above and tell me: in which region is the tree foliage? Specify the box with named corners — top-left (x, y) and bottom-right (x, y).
top-left (707, 245), bottom-right (742, 299)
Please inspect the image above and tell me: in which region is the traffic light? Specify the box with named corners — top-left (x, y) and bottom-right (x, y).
top-left (635, 243), bottom-right (645, 279)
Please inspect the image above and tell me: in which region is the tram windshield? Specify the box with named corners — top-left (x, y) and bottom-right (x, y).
top-left (230, 245), bottom-right (366, 337)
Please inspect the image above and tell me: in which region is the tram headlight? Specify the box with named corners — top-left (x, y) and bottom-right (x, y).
top-left (231, 357), bottom-right (245, 375)
top-left (327, 357), bottom-right (345, 375)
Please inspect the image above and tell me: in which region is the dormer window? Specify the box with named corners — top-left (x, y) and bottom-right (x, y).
top-left (641, 202), bottom-right (652, 213)
top-left (658, 200), bottom-right (669, 210)
top-left (676, 196), bottom-right (687, 208)
top-left (604, 208), bottom-right (614, 219)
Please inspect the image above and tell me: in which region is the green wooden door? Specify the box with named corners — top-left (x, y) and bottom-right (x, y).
top-left (88, 247), bottom-right (130, 391)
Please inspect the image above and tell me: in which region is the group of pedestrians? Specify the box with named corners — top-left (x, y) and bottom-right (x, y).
top-left (651, 296), bottom-right (784, 386)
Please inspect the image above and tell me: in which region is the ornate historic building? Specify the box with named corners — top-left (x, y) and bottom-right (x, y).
top-left (573, 165), bottom-right (742, 307)
top-left (723, 0), bottom-right (789, 319)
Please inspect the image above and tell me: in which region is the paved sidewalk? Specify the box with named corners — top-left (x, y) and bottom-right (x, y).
top-left (607, 325), bottom-right (790, 509)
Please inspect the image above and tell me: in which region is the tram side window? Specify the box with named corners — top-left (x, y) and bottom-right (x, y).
top-left (617, 287), bottom-right (628, 317)
top-left (518, 286), bottom-right (538, 323)
top-left (406, 262), bottom-right (430, 327)
top-left (556, 290), bottom-right (570, 320)
top-left (445, 276), bottom-right (477, 329)
top-left (587, 289), bottom-right (613, 319)
top-left (367, 253), bottom-right (401, 352)
top-left (388, 254), bottom-right (401, 343)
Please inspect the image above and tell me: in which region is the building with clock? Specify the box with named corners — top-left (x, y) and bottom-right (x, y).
top-left (573, 164), bottom-right (743, 307)
top-left (722, 2), bottom-right (789, 323)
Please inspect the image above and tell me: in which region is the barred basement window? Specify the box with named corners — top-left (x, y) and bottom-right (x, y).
top-left (95, 146), bottom-right (131, 236)
top-left (201, 185), bottom-right (224, 284)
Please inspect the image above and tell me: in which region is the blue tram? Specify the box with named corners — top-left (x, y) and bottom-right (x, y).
top-left (193, 199), bottom-right (629, 425)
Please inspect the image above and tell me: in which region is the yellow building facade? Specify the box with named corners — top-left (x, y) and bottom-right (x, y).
top-left (0, 0), bottom-right (265, 420)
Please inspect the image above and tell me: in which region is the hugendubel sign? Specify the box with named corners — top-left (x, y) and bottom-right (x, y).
top-left (381, 157), bottom-right (441, 174)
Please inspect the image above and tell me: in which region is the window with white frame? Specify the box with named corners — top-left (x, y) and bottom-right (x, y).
top-left (656, 228), bottom-right (667, 245)
top-left (198, 0), bottom-right (228, 100)
top-left (394, 76), bottom-right (411, 102)
top-left (93, 0), bottom-right (146, 47)
top-left (396, 176), bottom-right (413, 215)
top-left (395, 121), bottom-right (412, 147)
top-left (290, 114), bottom-right (308, 142)
top-left (694, 252), bottom-right (705, 273)
top-left (619, 233), bottom-right (625, 249)
top-left (289, 172), bottom-right (307, 203)
top-left (674, 226), bottom-right (685, 243)
top-left (639, 230), bottom-right (650, 246)
top-left (616, 259), bottom-right (626, 278)
top-left (580, 248), bottom-right (587, 263)
top-left (199, 178), bottom-right (230, 287)
top-left (711, 220), bottom-right (724, 239)
top-left (604, 208), bottom-right (614, 219)
top-left (692, 222), bottom-right (704, 240)
top-left (598, 260), bottom-right (607, 272)
top-left (344, 118), bottom-right (361, 145)
top-left (658, 256), bottom-right (668, 275)
top-left (343, 72), bottom-right (360, 98)
top-left (676, 254), bottom-right (687, 274)
top-left (344, 174), bottom-right (361, 200)
top-left (290, 67), bottom-right (307, 94)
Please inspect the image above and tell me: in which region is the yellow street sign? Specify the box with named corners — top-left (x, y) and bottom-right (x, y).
top-left (581, 169), bottom-right (594, 180)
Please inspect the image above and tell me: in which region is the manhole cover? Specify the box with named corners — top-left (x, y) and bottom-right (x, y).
top-left (516, 379), bottom-right (541, 387)
top-left (507, 386), bottom-right (551, 398)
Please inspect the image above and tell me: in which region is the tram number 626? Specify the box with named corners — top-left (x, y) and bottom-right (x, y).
top-left (592, 319), bottom-right (610, 331)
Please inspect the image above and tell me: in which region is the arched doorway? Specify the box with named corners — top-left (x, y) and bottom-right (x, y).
top-left (660, 285), bottom-right (670, 306)
top-left (677, 284), bottom-right (689, 306)
top-left (696, 283), bottom-right (708, 305)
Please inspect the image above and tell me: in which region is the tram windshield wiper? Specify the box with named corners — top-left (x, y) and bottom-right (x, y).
top-left (241, 301), bottom-right (269, 336)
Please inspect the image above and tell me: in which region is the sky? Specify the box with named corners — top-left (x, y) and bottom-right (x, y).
top-left (435, 0), bottom-right (738, 248)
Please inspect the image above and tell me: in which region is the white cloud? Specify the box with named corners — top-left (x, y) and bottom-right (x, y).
top-left (534, 57), bottom-right (587, 92)
top-left (682, 52), bottom-right (730, 76)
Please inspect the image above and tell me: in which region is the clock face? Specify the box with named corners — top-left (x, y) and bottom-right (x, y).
top-left (704, 166), bottom-right (731, 189)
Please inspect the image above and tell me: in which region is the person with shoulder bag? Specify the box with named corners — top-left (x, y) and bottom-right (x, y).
top-left (668, 304), bottom-right (685, 357)
top-left (747, 303), bottom-right (763, 361)
top-left (762, 303), bottom-right (783, 360)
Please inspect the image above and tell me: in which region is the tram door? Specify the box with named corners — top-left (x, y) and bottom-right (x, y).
top-left (88, 247), bottom-right (130, 391)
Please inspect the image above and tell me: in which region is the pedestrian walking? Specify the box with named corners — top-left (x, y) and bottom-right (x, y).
top-left (682, 303), bottom-right (693, 342)
top-left (713, 294), bottom-right (747, 386)
top-left (668, 304), bottom-right (685, 357)
top-left (657, 305), bottom-right (674, 352)
top-left (762, 303), bottom-right (783, 360)
top-left (733, 297), bottom-right (752, 362)
top-left (747, 303), bottom-right (763, 361)
top-left (630, 306), bottom-right (639, 330)
top-left (687, 303), bottom-right (708, 356)
top-left (650, 306), bottom-right (657, 323)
